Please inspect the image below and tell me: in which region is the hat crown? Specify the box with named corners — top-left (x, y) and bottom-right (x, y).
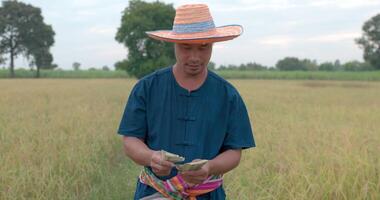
top-left (145, 3), bottom-right (243, 43)
top-left (172, 4), bottom-right (216, 34)
top-left (174, 4), bottom-right (214, 25)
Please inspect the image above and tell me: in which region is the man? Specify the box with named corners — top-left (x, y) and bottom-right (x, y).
top-left (118, 4), bottom-right (255, 200)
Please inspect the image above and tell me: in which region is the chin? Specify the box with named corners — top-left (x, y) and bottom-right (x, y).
top-left (185, 65), bottom-right (206, 75)
top-left (185, 67), bottom-right (202, 76)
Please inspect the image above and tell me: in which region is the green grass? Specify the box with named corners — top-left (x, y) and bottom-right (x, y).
top-left (1, 69), bottom-right (380, 80)
top-left (0, 79), bottom-right (379, 199)
top-left (0, 69), bottom-right (129, 79)
top-left (215, 70), bottom-right (380, 81)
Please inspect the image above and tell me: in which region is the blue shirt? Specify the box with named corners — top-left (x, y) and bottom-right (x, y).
top-left (118, 66), bottom-right (255, 199)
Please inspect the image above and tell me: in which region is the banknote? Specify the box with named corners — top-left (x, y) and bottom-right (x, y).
top-left (176, 159), bottom-right (208, 172)
top-left (161, 150), bottom-right (185, 163)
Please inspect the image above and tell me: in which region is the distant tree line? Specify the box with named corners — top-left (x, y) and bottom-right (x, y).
top-left (70, 62), bottom-right (111, 71)
top-left (212, 58), bottom-right (375, 71)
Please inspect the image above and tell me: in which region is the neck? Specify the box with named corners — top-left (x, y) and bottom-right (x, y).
top-left (173, 64), bottom-right (208, 92)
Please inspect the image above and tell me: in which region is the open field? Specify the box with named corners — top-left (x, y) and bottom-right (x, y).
top-left (0, 69), bottom-right (130, 79)
top-left (1, 69), bottom-right (380, 81)
top-left (216, 70), bottom-right (380, 81)
top-left (0, 79), bottom-right (379, 199)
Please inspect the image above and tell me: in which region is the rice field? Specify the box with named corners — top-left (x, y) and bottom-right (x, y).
top-left (1, 69), bottom-right (380, 81)
top-left (0, 79), bottom-right (379, 199)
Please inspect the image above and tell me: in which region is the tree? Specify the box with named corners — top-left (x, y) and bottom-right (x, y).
top-left (115, 0), bottom-right (176, 78)
top-left (0, 1), bottom-right (55, 78)
top-left (343, 60), bottom-right (374, 71)
top-left (356, 13), bottom-right (380, 69)
top-left (276, 57), bottom-right (305, 71)
top-left (219, 65), bottom-right (227, 70)
top-left (24, 22), bottom-right (55, 78)
top-left (303, 59), bottom-right (318, 71)
top-left (114, 59), bottom-right (127, 70)
top-left (73, 62), bottom-right (81, 71)
top-left (276, 57), bottom-right (318, 71)
top-left (208, 61), bottom-right (216, 70)
top-left (334, 59), bottom-right (342, 71)
top-left (245, 62), bottom-right (267, 70)
top-left (319, 62), bottom-right (335, 71)
top-left (28, 50), bottom-right (55, 77)
top-left (0, 52), bottom-right (5, 66)
top-left (102, 65), bottom-right (110, 71)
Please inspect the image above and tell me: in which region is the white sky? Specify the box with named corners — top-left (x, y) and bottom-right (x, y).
top-left (10, 0), bottom-right (380, 69)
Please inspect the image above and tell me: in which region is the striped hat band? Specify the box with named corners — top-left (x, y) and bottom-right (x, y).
top-left (173, 20), bottom-right (216, 34)
top-left (146, 4), bottom-right (243, 44)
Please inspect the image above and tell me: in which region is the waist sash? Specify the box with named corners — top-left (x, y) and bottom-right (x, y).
top-left (139, 167), bottom-right (223, 200)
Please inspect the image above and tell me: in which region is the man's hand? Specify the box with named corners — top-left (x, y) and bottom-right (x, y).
top-left (150, 151), bottom-right (174, 177)
top-left (180, 160), bottom-right (211, 186)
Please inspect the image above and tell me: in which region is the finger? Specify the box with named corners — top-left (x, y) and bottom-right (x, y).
top-left (182, 169), bottom-right (204, 176)
top-left (152, 163), bottom-right (172, 175)
top-left (152, 167), bottom-right (169, 176)
top-left (151, 162), bottom-right (164, 172)
top-left (160, 160), bottom-right (174, 168)
top-left (152, 160), bottom-right (172, 171)
top-left (152, 167), bottom-right (159, 173)
top-left (151, 154), bottom-right (162, 164)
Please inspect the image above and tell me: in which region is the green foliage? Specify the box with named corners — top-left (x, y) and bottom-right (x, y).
top-left (102, 65), bottom-right (110, 71)
top-left (240, 62), bottom-right (267, 70)
top-left (214, 59), bottom-right (373, 72)
top-left (319, 62), bottom-right (336, 71)
top-left (276, 57), bottom-right (303, 70)
top-left (0, 53), bottom-right (5, 65)
top-left (208, 61), bottom-right (216, 70)
top-left (114, 59), bottom-right (128, 71)
top-left (319, 60), bottom-right (343, 71)
top-left (115, 0), bottom-right (176, 78)
top-left (1, 68), bottom-right (379, 81)
top-left (276, 57), bottom-right (318, 71)
top-left (356, 13), bottom-right (380, 69)
top-left (215, 70), bottom-right (380, 81)
top-left (343, 60), bottom-right (374, 71)
top-left (0, 1), bottom-right (55, 77)
top-left (219, 62), bottom-right (268, 70)
top-left (0, 68), bottom-right (129, 78)
top-left (73, 62), bottom-right (81, 71)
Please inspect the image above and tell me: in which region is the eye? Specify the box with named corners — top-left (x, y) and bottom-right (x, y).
top-left (200, 43), bottom-right (210, 50)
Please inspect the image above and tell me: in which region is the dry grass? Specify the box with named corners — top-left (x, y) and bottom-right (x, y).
top-left (1, 79), bottom-right (379, 199)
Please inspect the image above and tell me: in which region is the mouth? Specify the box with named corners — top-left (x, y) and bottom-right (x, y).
top-left (187, 64), bottom-right (201, 69)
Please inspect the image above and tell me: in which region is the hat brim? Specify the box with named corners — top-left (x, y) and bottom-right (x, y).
top-left (146, 25), bottom-right (243, 43)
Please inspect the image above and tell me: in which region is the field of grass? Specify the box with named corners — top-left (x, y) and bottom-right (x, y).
top-left (216, 70), bottom-right (380, 81)
top-left (0, 79), bottom-right (379, 199)
top-left (1, 68), bottom-right (380, 81)
top-left (0, 69), bottom-right (129, 79)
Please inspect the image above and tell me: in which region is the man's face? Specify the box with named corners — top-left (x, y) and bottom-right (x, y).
top-left (174, 43), bottom-right (213, 76)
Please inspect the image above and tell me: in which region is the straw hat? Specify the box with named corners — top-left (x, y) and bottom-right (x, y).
top-left (146, 4), bottom-right (243, 43)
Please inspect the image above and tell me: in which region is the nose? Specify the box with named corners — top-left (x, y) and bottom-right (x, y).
top-left (189, 49), bottom-right (201, 64)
